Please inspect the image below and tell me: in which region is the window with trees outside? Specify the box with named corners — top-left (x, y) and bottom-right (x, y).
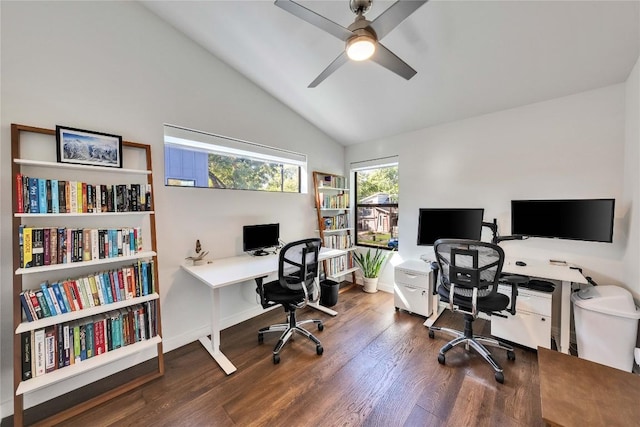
top-left (164, 124), bottom-right (307, 193)
top-left (355, 164), bottom-right (398, 249)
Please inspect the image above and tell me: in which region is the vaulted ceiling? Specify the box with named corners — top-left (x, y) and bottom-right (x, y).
top-left (142, 1), bottom-right (640, 146)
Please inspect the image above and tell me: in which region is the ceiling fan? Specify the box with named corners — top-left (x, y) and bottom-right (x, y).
top-left (274, 0), bottom-right (428, 88)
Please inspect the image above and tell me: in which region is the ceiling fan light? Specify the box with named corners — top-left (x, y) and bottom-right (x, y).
top-left (346, 35), bottom-right (376, 61)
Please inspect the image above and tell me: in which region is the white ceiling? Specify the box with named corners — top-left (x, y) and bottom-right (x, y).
top-left (141, 1), bottom-right (640, 146)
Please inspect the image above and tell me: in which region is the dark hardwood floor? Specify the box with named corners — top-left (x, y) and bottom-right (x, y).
top-left (50, 286), bottom-right (544, 426)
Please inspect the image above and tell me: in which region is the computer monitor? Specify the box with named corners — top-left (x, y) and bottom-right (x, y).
top-left (417, 208), bottom-right (484, 246)
top-left (243, 223), bottom-right (280, 256)
top-left (511, 199), bottom-right (615, 243)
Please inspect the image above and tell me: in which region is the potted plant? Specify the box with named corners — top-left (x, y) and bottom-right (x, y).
top-left (353, 248), bottom-right (392, 293)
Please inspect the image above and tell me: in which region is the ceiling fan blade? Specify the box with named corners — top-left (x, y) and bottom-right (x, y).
top-left (308, 52), bottom-right (349, 88)
top-left (274, 0), bottom-right (353, 41)
top-left (369, 0), bottom-right (428, 40)
top-left (370, 42), bottom-right (417, 80)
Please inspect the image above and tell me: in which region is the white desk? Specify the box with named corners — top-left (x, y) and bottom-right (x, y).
top-left (181, 247), bottom-right (346, 374)
top-left (501, 258), bottom-right (587, 354)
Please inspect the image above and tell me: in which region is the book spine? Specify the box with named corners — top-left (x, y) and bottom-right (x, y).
top-left (73, 322), bottom-right (81, 364)
top-left (22, 227), bottom-right (33, 268)
top-left (28, 291), bottom-right (43, 319)
top-left (83, 228), bottom-right (91, 261)
top-left (34, 329), bottom-right (46, 377)
top-left (58, 180), bottom-right (67, 213)
top-left (82, 182), bottom-right (87, 213)
top-left (69, 181), bottom-right (77, 213)
top-left (28, 177), bottom-right (39, 214)
top-left (16, 173), bottom-right (24, 213)
top-left (37, 179), bottom-right (47, 214)
top-left (43, 228), bottom-right (51, 266)
top-left (51, 179), bottom-right (59, 214)
top-left (21, 331), bottom-right (32, 380)
top-left (50, 227), bottom-right (58, 266)
top-left (45, 179), bottom-right (52, 213)
top-left (46, 285), bottom-right (61, 316)
top-left (56, 323), bottom-right (64, 369)
top-left (63, 324), bottom-right (71, 367)
top-left (51, 282), bottom-right (68, 314)
top-left (32, 228), bottom-right (44, 266)
top-left (87, 184), bottom-right (94, 213)
top-left (44, 326), bottom-right (56, 373)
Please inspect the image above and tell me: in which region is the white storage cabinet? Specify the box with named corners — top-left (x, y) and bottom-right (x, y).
top-left (491, 284), bottom-right (552, 349)
top-left (394, 260), bottom-right (432, 317)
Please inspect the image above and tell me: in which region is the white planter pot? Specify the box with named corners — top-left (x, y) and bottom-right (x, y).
top-left (363, 277), bottom-right (379, 293)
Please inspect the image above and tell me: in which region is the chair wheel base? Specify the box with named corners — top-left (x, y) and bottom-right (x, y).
top-left (438, 353), bottom-right (445, 365)
top-left (273, 354), bottom-right (280, 364)
top-left (507, 350), bottom-right (516, 361)
top-left (258, 333), bottom-right (264, 344)
top-left (429, 330), bottom-right (435, 339)
top-left (495, 371), bottom-right (504, 383)
top-left (318, 323), bottom-right (324, 331)
top-left (316, 345), bottom-right (323, 355)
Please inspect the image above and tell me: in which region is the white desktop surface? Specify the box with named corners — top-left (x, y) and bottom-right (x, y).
top-left (503, 258), bottom-right (588, 284)
top-left (182, 247), bottom-right (346, 289)
top-left (181, 247), bottom-right (346, 374)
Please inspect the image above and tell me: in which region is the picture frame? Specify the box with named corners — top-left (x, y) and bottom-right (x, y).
top-left (56, 125), bottom-right (123, 168)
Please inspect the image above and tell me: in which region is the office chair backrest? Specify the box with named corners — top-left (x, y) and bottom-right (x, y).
top-left (278, 238), bottom-right (322, 292)
top-left (434, 239), bottom-right (504, 299)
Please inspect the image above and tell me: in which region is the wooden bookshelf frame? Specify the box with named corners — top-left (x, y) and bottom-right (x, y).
top-left (10, 124), bottom-right (164, 426)
top-left (312, 171), bottom-right (357, 288)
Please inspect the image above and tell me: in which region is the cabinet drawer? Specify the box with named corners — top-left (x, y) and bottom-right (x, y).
top-left (491, 310), bottom-right (551, 350)
top-left (394, 283), bottom-right (431, 317)
top-left (395, 269), bottom-right (429, 288)
top-left (498, 285), bottom-right (551, 316)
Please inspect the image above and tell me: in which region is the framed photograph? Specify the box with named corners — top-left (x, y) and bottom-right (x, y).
top-left (56, 126), bottom-right (123, 168)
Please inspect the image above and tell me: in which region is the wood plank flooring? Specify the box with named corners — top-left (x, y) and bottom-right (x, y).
top-left (29, 286), bottom-right (545, 426)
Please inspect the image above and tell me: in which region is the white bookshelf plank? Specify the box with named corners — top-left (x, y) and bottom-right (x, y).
top-left (15, 251), bottom-right (157, 275)
top-left (15, 293), bottom-right (160, 334)
top-left (14, 158), bottom-right (151, 175)
top-left (16, 336), bottom-right (162, 396)
top-left (316, 186), bottom-right (349, 191)
top-left (320, 228), bottom-right (353, 234)
top-left (15, 211), bottom-right (154, 218)
top-left (328, 266), bottom-right (359, 279)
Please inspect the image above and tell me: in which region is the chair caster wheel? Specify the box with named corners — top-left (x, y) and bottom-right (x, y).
top-left (273, 354), bottom-right (280, 364)
top-left (318, 323), bottom-right (324, 331)
top-left (258, 333), bottom-right (264, 344)
top-left (437, 353), bottom-right (445, 365)
top-left (316, 345), bottom-right (323, 355)
top-left (507, 350), bottom-right (516, 361)
top-left (429, 330), bottom-right (435, 339)
top-left (495, 371), bottom-right (504, 384)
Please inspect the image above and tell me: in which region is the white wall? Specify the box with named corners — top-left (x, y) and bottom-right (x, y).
top-left (623, 56), bottom-right (640, 300)
top-left (0, 1), bottom-right (343, 415)
top-left (346, 84), bottom-right (629, 295)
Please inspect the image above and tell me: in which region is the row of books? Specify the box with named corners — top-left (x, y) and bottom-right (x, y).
top-left (319, 193), bottom-right (349, 209)
top-left (15, 174), bottom-right (152, 214)
top-left (319, 175), bottom-right (347, 189)
top-left (20, 260), bottom-right (156, 322)
top-left (20, 301), bottom-right (158, 381)
top-left (323, 234), bottom-right (353, 250)
top-left (19, 226), bottom-right (143, 269)
top-left (326, 254), bottom-right (355, 277)
top-left (323, 213), bottom-right (350, 230)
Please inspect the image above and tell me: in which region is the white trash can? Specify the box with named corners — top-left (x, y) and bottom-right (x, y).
top-left (571, 285), bottom-right (640, 372)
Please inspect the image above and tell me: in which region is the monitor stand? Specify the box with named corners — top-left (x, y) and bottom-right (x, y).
top-left (252, 250), bottom-right (270, 256)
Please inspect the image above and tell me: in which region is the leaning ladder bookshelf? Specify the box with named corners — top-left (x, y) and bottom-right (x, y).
top-left (312, 171), bottom-right (358, 287)
top-left (10, 124), bottom-right (164, 426)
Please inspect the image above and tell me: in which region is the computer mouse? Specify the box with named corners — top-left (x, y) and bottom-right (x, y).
top-left (515, 261), bottom-right (527, 267)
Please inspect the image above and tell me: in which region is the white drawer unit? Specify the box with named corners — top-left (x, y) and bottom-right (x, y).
top-left (394, 260), bottom-right (432, 317)
top-left (491, 284), bottom-right (552, 349)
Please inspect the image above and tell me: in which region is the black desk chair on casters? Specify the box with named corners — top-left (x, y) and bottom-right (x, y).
top-left (256, 238), bottom-right (324, 364)
top-left (428, 239), bottom-right (518, 383)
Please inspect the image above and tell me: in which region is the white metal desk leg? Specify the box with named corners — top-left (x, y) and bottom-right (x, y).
top-left (198, 287), bottom-right (237, 374)
top-left (558, 281), bottom-right (572, 354)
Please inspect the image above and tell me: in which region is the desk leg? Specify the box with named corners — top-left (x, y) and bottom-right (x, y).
top-left (199, 287), bottom-right (237, 375)
top-left (558, 281), bottom-right (572, 354)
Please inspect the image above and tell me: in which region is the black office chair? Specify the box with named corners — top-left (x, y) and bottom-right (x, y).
top-left (428, 239), bottom-right (518, 383)
top-left (256, 238), bottom-right (324, 364)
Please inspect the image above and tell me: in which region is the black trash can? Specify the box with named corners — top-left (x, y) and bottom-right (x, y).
top-left (320, 279), bottom-right (339, 307)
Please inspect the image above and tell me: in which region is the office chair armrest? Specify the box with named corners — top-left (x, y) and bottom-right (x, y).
top-left (501, 275), bottom-right (526, 315)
